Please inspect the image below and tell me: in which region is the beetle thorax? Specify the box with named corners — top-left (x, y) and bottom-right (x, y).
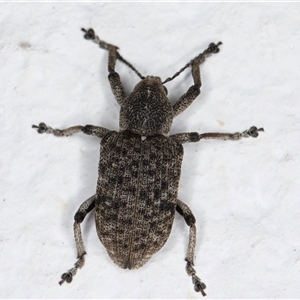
top-left (119, 76), bottom-right (173, 136)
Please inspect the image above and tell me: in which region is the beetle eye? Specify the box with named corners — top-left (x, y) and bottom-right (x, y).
top-left (163, 86), bottom-right (168, 95)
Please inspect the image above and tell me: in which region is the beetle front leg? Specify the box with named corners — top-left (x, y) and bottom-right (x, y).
top-left (82, 27), bottom-right (144, 80)
top-left (82, 28), bottom-right (129, 106)
top-left (172, 42), bottom-right (222, 117)
top-left (59, 195), bottom-right (96, 285)
top-left (176, 199), bottom-right (206, 296)
top-left (170, 126), bottom-right (264, 144)
top-left (190, 42), bottom-right (222, 88)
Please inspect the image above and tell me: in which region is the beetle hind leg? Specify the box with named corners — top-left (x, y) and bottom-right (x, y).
top-left (59, 195), bottom-right (96, 285)
top-left (185, 225), bottom-right (207, 296)
top-left (176, 199), bottom-right (207, 296)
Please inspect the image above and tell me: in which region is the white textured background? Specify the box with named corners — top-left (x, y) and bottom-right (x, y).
top-left (1, 2), bottom-right (299, 299)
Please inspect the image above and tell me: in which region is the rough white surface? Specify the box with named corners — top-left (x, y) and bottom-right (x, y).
top-left (1, 2), bottom-right (299, 298)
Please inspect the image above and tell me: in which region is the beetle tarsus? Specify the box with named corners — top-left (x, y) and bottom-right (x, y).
top-left (81, 28), bottom-right (95, 40)
top-left (207, 41), bottom-right (222, 54)
top-left (186, 260), bottom-right (207, 296)
top-left (59, 254), bottom-right (85, 285)
top-left (240, 126), bottom-right (264, 138)
top-left (32, 122), bottom-right (52, 134)
top-left (59, 271), bottom-right (73, 285)
top-left (192, 275), bottom-right (207, 296)
top-left (246, 126), bottom-right (264, 138)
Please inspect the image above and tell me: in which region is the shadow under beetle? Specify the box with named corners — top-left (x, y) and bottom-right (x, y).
top-left (33, 28), bottom-right (264, 296)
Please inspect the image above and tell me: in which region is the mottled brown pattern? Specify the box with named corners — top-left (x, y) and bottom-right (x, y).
top-left (33, 28), bottom-right (263, 296)
top-left (95, 131), bottom-right (183, 269)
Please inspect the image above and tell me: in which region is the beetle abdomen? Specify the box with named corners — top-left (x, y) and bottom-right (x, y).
top-left (95, 131), bottom-right (183, 269)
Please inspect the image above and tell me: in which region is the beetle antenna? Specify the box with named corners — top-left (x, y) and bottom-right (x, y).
top-left (116, 52), bottom-right (145, 80)
top-left (162, 41), bottom-right (222, 84)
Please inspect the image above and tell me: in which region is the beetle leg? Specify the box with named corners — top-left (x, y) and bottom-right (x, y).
top-left (82, 28), bottom-right (144, 79)
top-left (172, 42), bottom-right (222, 117)
top-left (32, 123), bottom-right (84, 136)
top-left (99, 31), bottom-right (127, 105)
top-left (82, 27), bottom-right (146, 106)
top-left (32, 123), bottom-right (111, 138)
top-left (190, 42), bottom-right (222, 88)
top-left (198, 126), bottom-right (264, 140)
top-left (176, 199), bottom-right (206, 296)
top-left (59, 195), bottom-right (96, 285)
top-left (170, 126), bottom-right (264, 144)
top-left (81, 125), bottom-right (111, 138)
top-left (172, 85), bottom-right (201, 117)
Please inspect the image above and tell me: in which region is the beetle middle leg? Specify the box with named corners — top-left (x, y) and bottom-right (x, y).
top-left (170, 126), bottom-right (264, 144)
top-left (176, 199), bottom-right (207, 296)
top-left (59, 194), bottom-right (96, 285)
top-left (32, 123), bottom-right (111, 138)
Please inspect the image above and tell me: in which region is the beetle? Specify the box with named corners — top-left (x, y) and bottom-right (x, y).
top-left (32, 28), bottom-right (263, 296)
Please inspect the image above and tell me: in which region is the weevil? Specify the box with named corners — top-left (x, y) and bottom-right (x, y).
top-left (32, 28), bottom-right (263, 296)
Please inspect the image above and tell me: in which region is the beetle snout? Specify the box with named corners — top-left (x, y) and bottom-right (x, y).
top-left (144, 75), bottom-right (162, 83)
top-left (142, 76), bottom-right (168, 95)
